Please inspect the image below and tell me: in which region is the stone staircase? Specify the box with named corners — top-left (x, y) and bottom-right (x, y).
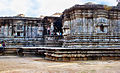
top-left (45, 48), bottom-right (120, 61)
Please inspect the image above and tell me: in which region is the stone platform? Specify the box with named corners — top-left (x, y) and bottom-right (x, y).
top-left (3, 47), bottom-right (120, 61)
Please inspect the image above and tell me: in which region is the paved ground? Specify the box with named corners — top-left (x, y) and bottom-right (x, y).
top-left (0, 56), bottom-right (120, 73)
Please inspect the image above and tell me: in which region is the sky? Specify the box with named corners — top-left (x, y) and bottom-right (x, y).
top-left (0, 0), bottom-right (118, 17)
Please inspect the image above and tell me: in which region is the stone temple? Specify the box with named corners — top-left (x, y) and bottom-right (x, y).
top-left (1, 2), bottom-right (120, 61)
top-left (62, 2), bottom-right (120, 48)
top-left (0, 2), bottom-right (120, 49)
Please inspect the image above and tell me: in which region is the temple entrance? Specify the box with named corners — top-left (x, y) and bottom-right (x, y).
top-left (17, 32), bottom-right (20, 36)
top-left (100, 24), bottom-right (104, 32)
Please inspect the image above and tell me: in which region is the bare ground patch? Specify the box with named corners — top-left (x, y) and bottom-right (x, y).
top-left (0, 56), bottom-right (120, 73)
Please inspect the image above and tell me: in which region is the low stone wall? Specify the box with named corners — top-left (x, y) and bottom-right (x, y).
top-left (45, 48), bottom-right (120, 61)
top-left (1, 35), bottom-right (63, 48)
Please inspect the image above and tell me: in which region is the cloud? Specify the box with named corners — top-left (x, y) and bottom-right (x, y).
top-left (36, 0), bottom-right (118, 16)
top-left (37, 0), bottom-right (80, 15)
top-left (0, 0), bottom-right (32, 16)
top-left (0, 0), bottom-right (118, 17)
top-left (87, 0), bottom-right (118, 6)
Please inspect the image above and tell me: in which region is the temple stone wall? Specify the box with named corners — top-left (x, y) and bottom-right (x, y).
top-left (0, 16), bottom-right (63, 48)
top-left (0, 17), bottom-right (44, 48)
top-left (62, 3), bottom-right (120, 48)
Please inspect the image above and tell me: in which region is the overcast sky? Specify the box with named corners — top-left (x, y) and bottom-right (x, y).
top-left (0, 0), bottom-right (118, 17)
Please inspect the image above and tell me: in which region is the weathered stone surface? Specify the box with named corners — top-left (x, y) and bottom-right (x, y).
top-left (62, 2), bottom-right (120, 48)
